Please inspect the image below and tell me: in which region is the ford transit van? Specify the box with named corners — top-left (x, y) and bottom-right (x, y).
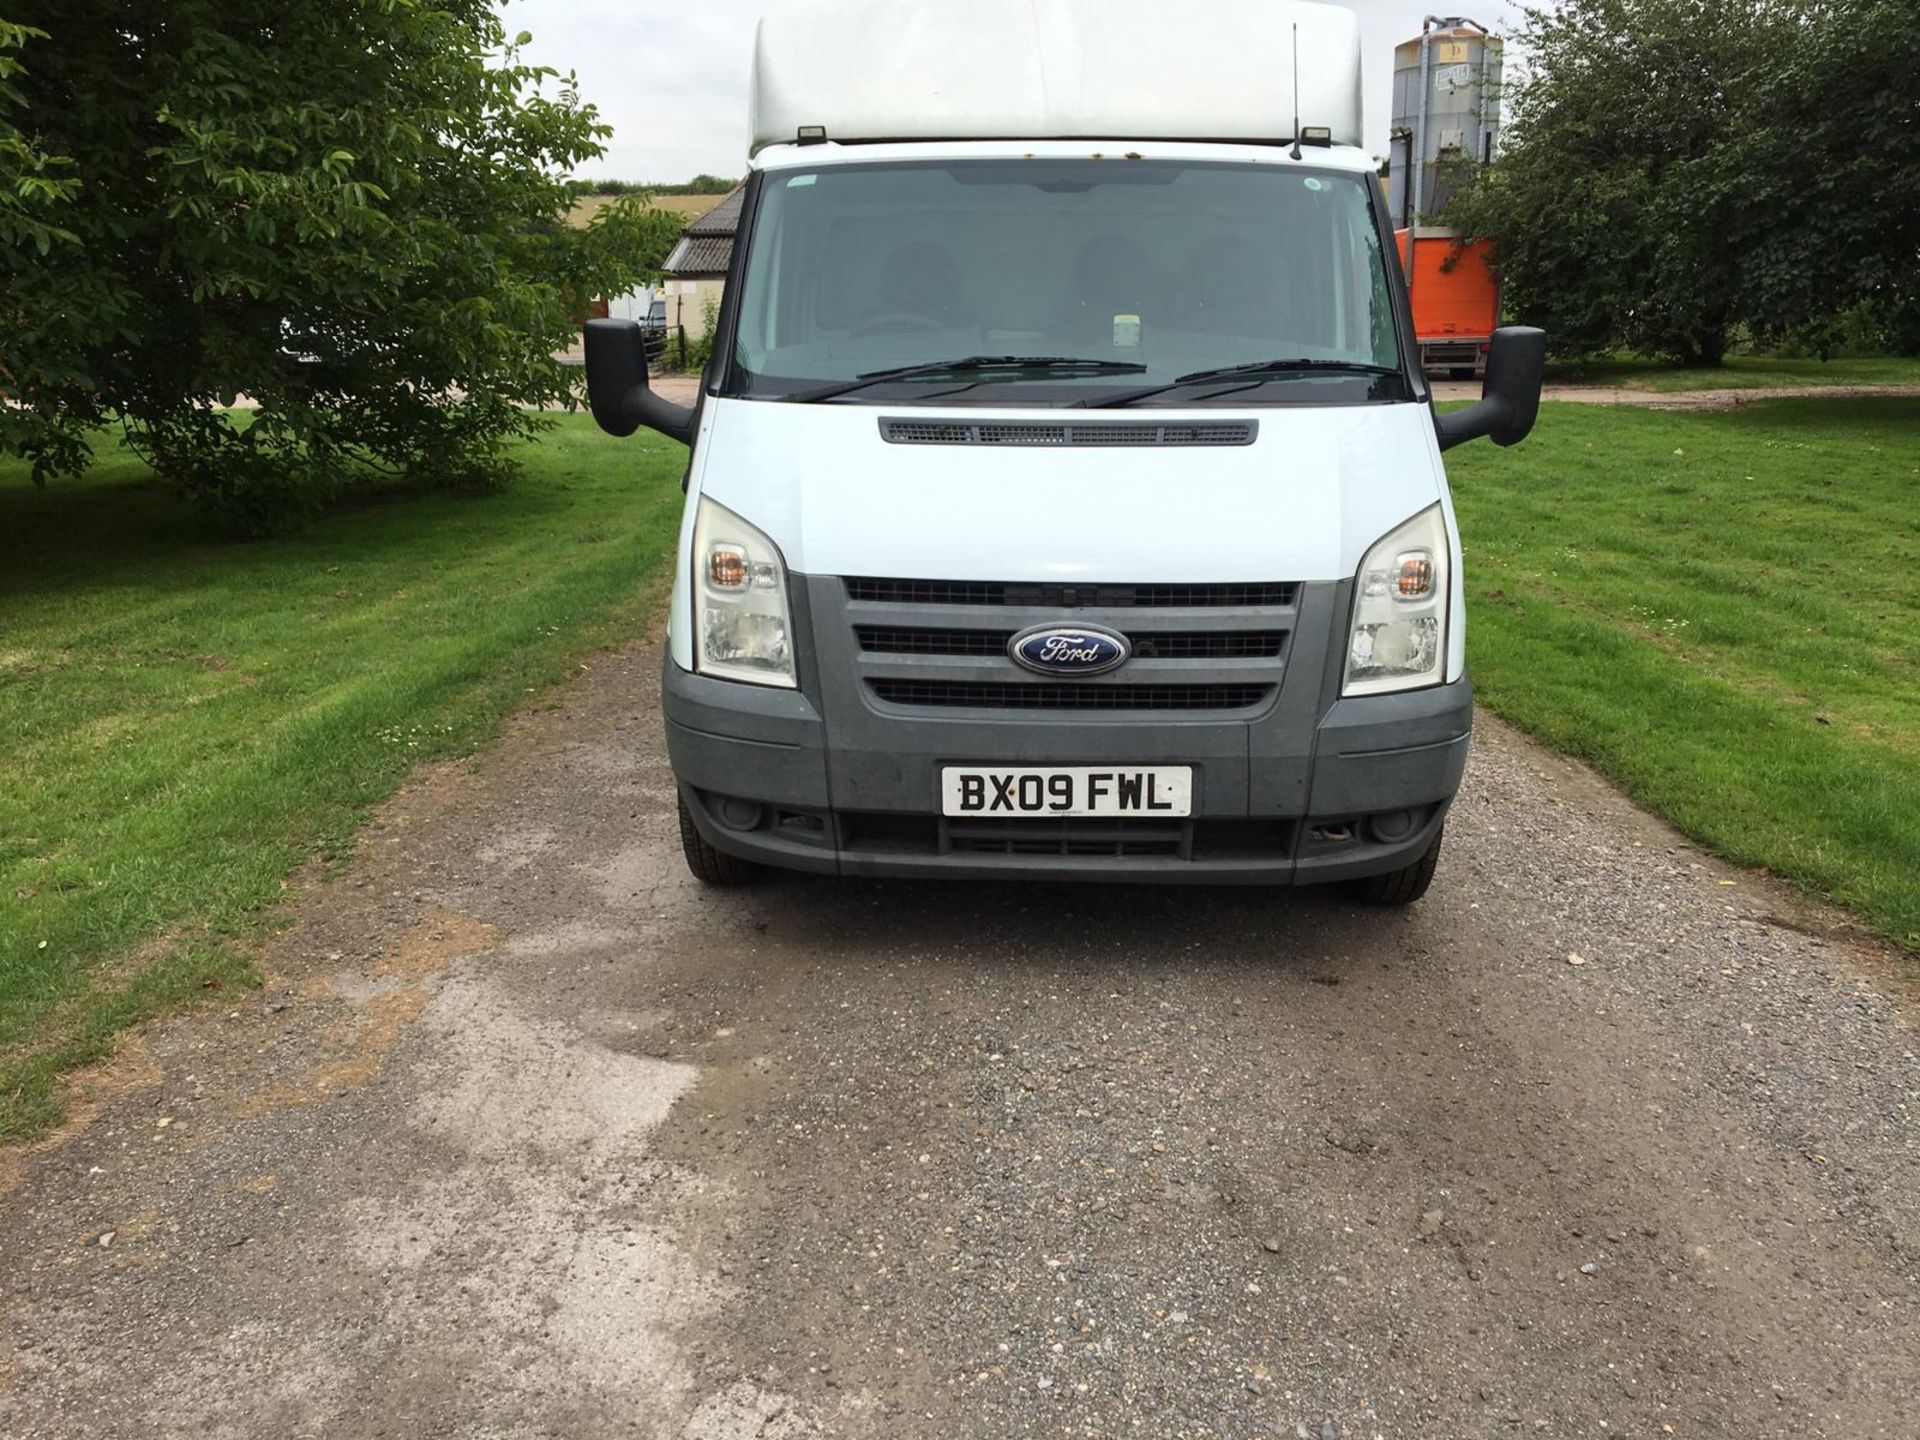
top-left (585, 0), bottom-right (1544, 901)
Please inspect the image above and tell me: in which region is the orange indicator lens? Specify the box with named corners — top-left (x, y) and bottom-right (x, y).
top-left (1396, 555), bottom-right (1434, 598)
top-left (708, 546), bottom-right (748, 589)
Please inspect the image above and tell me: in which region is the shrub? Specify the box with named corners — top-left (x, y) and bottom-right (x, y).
top-left (1, 0), bottom-right (680, 529)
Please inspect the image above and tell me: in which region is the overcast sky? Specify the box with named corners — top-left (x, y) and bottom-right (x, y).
top-left (508, 0), bottom-right (1527, 182)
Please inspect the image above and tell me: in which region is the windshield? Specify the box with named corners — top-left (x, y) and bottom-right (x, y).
top-left (724, 159), bottom-right (1407, 405)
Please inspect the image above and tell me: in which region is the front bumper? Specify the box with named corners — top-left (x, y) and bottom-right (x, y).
top-left (664, 577), bottom-right (1471, 884)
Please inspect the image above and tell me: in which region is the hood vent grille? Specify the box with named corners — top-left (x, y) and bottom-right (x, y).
top-left (880, 419), bottom-right (1256, 448)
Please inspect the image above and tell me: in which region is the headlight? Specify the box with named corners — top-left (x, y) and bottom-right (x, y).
top-left (693, 495), bottom-right (796, 688)
top-left (1344, 504), bottom-right (1449, 697)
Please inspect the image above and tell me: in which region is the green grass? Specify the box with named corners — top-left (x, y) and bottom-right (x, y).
top-left (1547, 352), bottom-right (1920, 393)
top-left (1447, 397), bottom-right (1920, 948)
top-left (0, 416), bottom-right (687, 1139)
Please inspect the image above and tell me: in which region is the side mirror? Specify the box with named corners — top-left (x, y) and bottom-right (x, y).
top-left (584, 318), bottom-right (695, 446)
top-left (1434, 326), bottom-right (1547, 453)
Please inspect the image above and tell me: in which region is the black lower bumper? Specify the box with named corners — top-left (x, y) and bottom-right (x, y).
top-left (663, 657), bottom-right (1471, 885)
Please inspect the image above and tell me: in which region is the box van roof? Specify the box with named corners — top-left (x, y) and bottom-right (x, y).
top-left (749, 0), bottom-right (1364, 156)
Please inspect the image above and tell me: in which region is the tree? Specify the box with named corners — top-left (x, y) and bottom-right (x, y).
top-left (570, 175), bottom-right (741, 198)
top-left (1453, 0), bottom-right (1920, 363)
top-left (1, 1), bottom-right (683, 528)
top-left (0, 23), bottom-right (76, 262)
top-left (1448, 0), bottom-right (1795, 364)
top-left (1712, 0), bottom-right (1920, 354)
top-left (0, 20), bottom-right (85, 476)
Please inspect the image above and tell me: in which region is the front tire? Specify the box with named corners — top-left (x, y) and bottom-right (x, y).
top-left (1352, 825), bottom-right (1444, 906)
top-left (678, 793), bottom-right (762, 887)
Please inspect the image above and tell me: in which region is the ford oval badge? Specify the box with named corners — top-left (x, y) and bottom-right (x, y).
top-left (1009, 623), bottom-right (1131, 678)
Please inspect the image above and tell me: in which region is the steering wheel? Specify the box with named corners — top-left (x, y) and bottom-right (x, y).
top-left (855, 310), bottom-right (945, 336)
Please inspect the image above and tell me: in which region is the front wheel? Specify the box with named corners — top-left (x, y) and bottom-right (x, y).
top-left (678, 793), bottom-right (762, 887)
top-left (1352, 825), bottom-right (1444, 906)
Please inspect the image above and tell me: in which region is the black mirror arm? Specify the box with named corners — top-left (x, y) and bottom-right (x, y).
top-left (1436, 400), bottom-right (1481, 453)
top-left (629, 386), bottom-right (697, 447)
top-left (1432, 325), bottom-right (1547, 453)
top-left (584, 318), bottom-right (697, 447)
top-left (1436, 396), bottom-right (1510, 453)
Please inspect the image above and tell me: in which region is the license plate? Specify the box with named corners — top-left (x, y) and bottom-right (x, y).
top-left (941, 766), bottom-right (1193, 819)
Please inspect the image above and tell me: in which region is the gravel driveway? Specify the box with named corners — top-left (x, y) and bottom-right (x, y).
top-left (2, 640), bottom-right (1916, 1439)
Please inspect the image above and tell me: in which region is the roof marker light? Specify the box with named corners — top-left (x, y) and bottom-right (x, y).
top-left (796, 125), bottom-right (827, 144)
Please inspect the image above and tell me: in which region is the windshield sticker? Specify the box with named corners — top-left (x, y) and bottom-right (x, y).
top-left (786, 174), bottom-right (817, 188)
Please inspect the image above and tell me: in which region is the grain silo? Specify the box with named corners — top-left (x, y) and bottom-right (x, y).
top-left (1387, 17), bottom-right (1504, 228)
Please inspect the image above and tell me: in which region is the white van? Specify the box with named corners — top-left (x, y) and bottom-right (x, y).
top-left (586, 0), bottom-right (1543, 902)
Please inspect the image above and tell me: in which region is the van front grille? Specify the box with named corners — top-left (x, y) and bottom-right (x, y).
top-left (834, 814), bottom-right (1301, 863)
top-left (1129, 631), bottom-right (1287, 659)
top-left (845, 578), bottom-right (1007, 606)
top-left (845, 578), bottom-right (1298, 609)
top-left (1127, 584), bottom-right (1297, 609)
top-left (946, 818), bottom-right (1187, 857)
top-left (867, 680), bottom-right (1273, 712)
top-left (855, 626), bottom-right (1288, 659)
top-left (837, 574), bottom-right (1299, 721)
top-left (856, 626), bottom-right (1009, 656)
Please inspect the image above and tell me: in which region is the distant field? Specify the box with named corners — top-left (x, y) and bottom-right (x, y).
top-left (1447, 396), bottom-right (1920, 950)
top-left (1546, 353), bottom-right (1920, 392)
top-left (566, 191), bottom-right (726, 229)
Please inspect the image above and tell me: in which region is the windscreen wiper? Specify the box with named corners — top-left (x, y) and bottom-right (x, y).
top-left (786, 355), bottom-right (1148, 404)
top-left (1073, 357), bottom-right (1403, 409)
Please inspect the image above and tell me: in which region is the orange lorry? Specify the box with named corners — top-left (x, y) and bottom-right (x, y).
top-left (1395, 228), bottom-right (1500, 379)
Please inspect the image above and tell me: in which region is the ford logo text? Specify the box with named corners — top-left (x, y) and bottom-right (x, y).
top-left (1009, 624), bottom-right (1131, 677)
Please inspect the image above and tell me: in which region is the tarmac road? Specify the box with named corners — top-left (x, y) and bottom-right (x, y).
top-left (2, 639), bottom-right (1916, 1439)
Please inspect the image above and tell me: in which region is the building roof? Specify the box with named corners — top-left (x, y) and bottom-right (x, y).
top-left (685, 185), bottom-right (746, 236)
top-left (663, 235), bottom-right (735, 277)
top-left (663, 184), bottom-right (746, 277)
